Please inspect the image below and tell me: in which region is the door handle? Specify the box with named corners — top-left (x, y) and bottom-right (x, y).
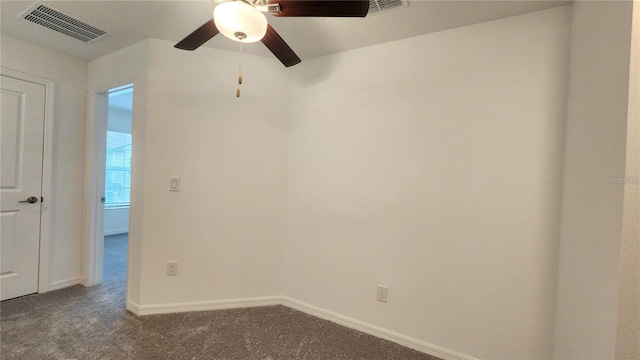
top-left (18, 196), bottom-right (38, 204)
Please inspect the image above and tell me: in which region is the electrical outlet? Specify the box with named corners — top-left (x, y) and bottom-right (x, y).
top-left (167, 261), bottom-right (178, 276)
top-left (377, 285), bottom-right (388, 303)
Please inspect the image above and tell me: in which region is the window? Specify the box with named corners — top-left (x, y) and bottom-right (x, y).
top-left (105, 131), bottom-right (131, 208)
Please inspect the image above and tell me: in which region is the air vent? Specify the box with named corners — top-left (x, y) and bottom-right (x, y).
top-left (368, 0), bottom-right (408, 15)
top-left (19, 2), bottom-right (109, 43)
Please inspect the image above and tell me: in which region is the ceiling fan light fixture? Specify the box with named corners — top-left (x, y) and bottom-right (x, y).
top-left (213, 1), bottom-right (267, 43)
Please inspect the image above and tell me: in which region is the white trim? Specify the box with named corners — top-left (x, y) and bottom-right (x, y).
top-left (104, 205), bottom-right (130, 210)
top-left (1, 67), bottom-right (54, 295)
top-left (133, 296), bottom-right (282, 316)
top-left (280, 297), bottom-right (476, 360)
top-left (126, 300), bottom-right (140, 314)
top-left (48, 276), bottom-right (82, 291)
top-left (104, 228), bottom-right (128, 236)
top-left (82, 89), bottom-right (107, 287)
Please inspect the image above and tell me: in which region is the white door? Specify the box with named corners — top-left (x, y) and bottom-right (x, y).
top-left (1, 75), bottom-right (46, 301)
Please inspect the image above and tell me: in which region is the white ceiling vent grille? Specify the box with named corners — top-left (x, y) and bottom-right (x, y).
top-left (368, 0), bottom-right (408, 15)
top-left (19, 2), bottom-right (109, 43)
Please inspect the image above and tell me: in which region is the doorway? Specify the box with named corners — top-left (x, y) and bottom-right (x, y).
top-left (103, 85), bottom-right (133, 284)
top-left (83, 79), bottom-right (135, 290)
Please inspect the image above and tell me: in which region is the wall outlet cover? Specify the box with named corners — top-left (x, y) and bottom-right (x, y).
top-left (167, 261), bottom-right (178, 276)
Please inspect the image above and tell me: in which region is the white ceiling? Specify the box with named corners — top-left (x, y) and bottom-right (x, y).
top-left (1, 0), bottom-right (571, 62)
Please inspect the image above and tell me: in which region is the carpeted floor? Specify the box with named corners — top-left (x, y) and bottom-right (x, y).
top-left (1, 234), bottom-right (440, 360)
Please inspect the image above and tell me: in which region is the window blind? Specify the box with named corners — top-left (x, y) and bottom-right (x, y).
top-left (105, 131), bottom-right (131, 208)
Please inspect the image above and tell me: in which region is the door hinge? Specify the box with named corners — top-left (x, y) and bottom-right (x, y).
top-left (101, 196), bottom-right (106, 203)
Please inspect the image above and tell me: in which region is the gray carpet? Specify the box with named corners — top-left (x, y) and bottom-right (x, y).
top-left (1, 234), bottom-right (440, 360)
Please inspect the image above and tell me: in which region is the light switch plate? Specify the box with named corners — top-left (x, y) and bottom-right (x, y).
top-left (377, 285), bottom-right (388, 303)
top-left (169, 176), bottom-right (180, 192)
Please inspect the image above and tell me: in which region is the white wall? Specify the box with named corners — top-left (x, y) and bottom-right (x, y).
top-left (1, 35), bottom-right (87, 288)
top-left (552, 2), bottom-right (634, 359)
top-left (92, 39), bottom-right (291, 307)
top-left (104, 208), bottom-right (129, 236)
top-left (283, 7), bottom-right (570, 359)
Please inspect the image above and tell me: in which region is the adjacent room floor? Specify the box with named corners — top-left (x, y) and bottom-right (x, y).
top-left (1, 234), bottom-right (439, 359)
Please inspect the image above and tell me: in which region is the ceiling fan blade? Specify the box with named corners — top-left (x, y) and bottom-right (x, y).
top-left (174, 20), bottom-right (219, 51)
top-left (268, 0), bottom-right (369, 17)
top-left (261, 24), bottom-right (302, 67)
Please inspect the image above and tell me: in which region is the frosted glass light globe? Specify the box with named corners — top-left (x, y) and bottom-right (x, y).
top-left (213, 1), bottom-right (268, 43)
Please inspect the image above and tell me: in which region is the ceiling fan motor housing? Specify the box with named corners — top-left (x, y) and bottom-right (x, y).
top-left (213, 0), bottom-right (268, 43)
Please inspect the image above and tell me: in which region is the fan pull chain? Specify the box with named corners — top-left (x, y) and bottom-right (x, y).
top-left (236, 42), bottom-right (243, 98)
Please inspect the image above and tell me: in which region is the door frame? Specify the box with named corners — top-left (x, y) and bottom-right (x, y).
top-left (82, 76), bottom-right (135, 287)
top-left (1, 67), bottom-right (55, 294)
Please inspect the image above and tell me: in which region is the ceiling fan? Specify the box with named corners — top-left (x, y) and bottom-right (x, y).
top-left (174, 0), bottom-right (370, 67)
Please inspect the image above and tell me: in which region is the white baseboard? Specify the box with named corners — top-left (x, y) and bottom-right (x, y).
top-left (126, 300), bottom-right (140, 314)
top-left (127, 295), bottom-right (474, 360)
top-left (48, 276), bottom-right (82, 291)
top-left (132, 296), bottom-right (282, 316)
top-left (280, 297), bottom-right (475, 360)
